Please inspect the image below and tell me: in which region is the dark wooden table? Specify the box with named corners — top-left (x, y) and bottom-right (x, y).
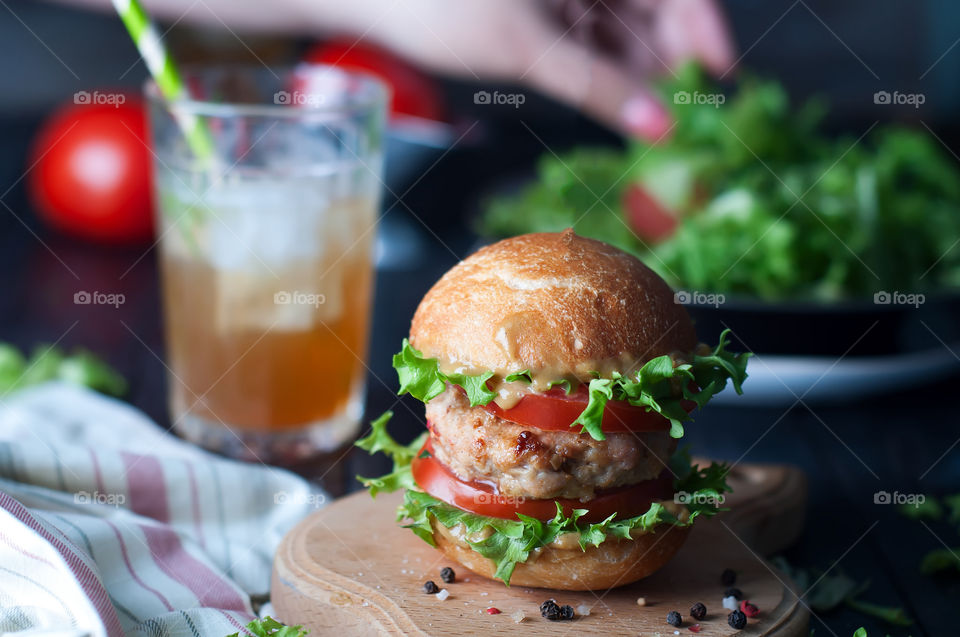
top-left (1, 114), bottom-right (957, 637)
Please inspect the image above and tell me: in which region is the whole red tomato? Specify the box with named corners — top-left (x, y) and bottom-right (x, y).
top-left (305, 39), bottom-right (445, 122)
top-left (27, 94), bottom-right (154, 244)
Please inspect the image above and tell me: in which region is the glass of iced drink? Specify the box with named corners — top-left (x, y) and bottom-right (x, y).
top-left (145, 67), bottom-right (386, 463)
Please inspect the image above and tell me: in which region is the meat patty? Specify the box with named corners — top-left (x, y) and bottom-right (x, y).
top-left (424, 388), bottom-right (676, 501)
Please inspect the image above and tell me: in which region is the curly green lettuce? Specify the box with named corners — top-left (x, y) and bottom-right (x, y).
top-left (479, 63), bottom-right (960, 301)
top-left (392, 330), bottom-right (749, 441)
top-left (226, 617), bottom-right (308, 637)
top-left (356, 416), bottom-right (731, 585)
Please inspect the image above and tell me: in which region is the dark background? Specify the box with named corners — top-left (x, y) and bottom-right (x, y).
top-left (2, 1), bottom-right (960, 636)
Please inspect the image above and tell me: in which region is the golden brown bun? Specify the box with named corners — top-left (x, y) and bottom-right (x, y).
top-left (410, 230), bottom-right (695, 379)
top-left (431, 517), bottom-right (690, 590)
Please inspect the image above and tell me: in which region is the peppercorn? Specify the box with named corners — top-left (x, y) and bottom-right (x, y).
top-left (666, 611), bottom-right (682, 627)
top-left (740, 600), bottom-right (760, 618)
top-left (724, 587), bottom-right (743, 600)
top-left (540, 600), bottom-right (575, 621)
top-left (728, 609), bottom-right (747, 630)
top-left (721, 568), bottom-right (737, 586)
top-left (440, 567), bottom-right (455, 584)
top-left (423, 580), bottom-right (439, 594)
top-left (690, 602), bottom-right (707, 621)
top-left (540, 599), bottom-right (561, 620)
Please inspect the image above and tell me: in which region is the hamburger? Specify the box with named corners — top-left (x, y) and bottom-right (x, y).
top-left (357, 230), bottom-right (749, 590)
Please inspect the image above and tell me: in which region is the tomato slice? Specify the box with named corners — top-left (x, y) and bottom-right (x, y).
top-left (411, 439), bottom-right (674, 523)
top-left (623, 183), bottom-right (678, 243)
top-left (480, 386), bottom-right (692, 434)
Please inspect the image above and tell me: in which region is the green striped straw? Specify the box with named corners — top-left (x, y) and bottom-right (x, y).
top-left (111, 0), bottom-right (215, 163)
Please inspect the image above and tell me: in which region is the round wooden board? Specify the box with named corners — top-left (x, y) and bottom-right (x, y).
top-left (272, 463), bottom-right (809, 636)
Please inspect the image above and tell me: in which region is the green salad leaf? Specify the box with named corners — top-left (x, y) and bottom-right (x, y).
top-left (478, 63), bottom-right (960, 301)
top-left (771, 557), bottom-right (912, 627)
top-left (393, 339), bottom-right (496, 406)
top-left (357, 417), bottom-right (731, 585)
top-left (0, 343), bottom-right (127, 397)
top-left (391, 331), bottom-right (749, 441)
top-left (897, 492), bottom-right (960, 575)
top-left (355, 412), bottom-right (426, 497)
top-left (226, 616), bottom-right (308, 637)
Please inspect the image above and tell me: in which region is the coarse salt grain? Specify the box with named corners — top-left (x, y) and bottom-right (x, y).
top-left (511, 610), bottom-right (525, 623)
top-left (436, 589), bottom-right (450, 601)
top-left (576, 605), bottom-right (591, 616)
top-left (722, 595), bottom-right (738, 610)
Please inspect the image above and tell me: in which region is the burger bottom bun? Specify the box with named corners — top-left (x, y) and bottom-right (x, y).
top-left (430, 518), bottom-right (691, 591)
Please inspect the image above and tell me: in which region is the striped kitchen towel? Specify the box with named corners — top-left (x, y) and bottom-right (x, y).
top-left (0, 382), bottom-right (326, 637)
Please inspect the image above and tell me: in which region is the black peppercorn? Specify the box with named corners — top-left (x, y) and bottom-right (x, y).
top-left (423, 580), bottom-right (439, 594)
top-left (440, 567), bottom-right (455, 584)
top-left (540, 599), bottom-right (575, 621)
top-left (721, 568), bottom-right (737, 586)
top-left (690, 602), bottom-right (707, 620)
top-left (666, 610), bottom-right (682, 627)
top-left (728, 609), bottom-right (747, 629)
top-left (540, 599), bottom-right (561, 620)
top-left (724, 587), bottom-right (743, 600)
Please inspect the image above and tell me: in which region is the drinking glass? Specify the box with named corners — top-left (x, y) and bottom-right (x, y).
top-left (146, 66), bottom-right (386, 463)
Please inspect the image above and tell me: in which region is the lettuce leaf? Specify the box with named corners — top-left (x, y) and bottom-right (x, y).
top-left (226, 617), bottom-right (308, 637)
top-left (355, 412), bottom-right (426, 497)
top-left (479, 63), bottom-right (960, 302)
top-left (575, 329), bottom-right (750, 440)
top-left (393, 339), bottom-right (496, 406)
top-left (0, 343), bottom-right (127, 397)
top-left (396, 462), bottom-right (730, 585)
top-left (392, 331), bottom-right (749, 441)
top-left (357, 415), bottom-right (731, 585)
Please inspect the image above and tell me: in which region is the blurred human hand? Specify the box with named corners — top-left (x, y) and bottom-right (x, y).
top-left (348, 0), bottom-right (736, 139)
top-left (60, 0), bottom-right (734, 138)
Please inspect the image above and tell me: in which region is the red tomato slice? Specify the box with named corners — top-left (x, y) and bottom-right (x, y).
top-left (411, 438), bottom-right (674, 522)
top-left (480, 387), bottom-right (692, 434)
top-left (623, 183), bottom-right (677, 243)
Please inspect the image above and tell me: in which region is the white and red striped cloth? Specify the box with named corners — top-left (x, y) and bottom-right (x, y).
top-left (0, 382), bottom-right (326, 637)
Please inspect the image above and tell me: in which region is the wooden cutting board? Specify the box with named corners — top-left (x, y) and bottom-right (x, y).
top-left (272, 462), bottom-right (808, 636)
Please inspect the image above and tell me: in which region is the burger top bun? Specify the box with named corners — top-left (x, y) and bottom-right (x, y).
top-left (410, 230), bottom-right (696, 380)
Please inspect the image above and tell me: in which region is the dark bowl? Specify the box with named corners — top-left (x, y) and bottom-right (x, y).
top-left (683, 292), bottom-right (960, 357)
